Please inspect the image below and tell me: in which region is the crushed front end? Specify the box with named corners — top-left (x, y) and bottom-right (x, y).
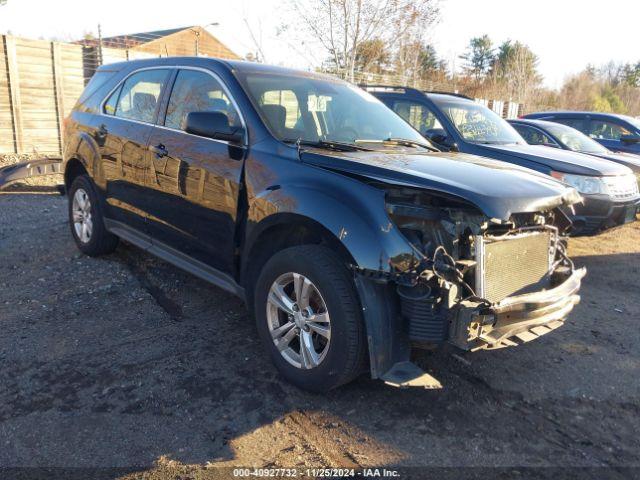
top-left (377, 187), bottom-right (585, 352)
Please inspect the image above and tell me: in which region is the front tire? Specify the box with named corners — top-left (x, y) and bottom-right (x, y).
top-left (67, 175), bottom-right (118, 256)
top-left (254, 245), bottom-right (367, 392)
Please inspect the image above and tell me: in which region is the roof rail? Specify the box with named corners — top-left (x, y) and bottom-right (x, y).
top-left (424, 90), bottom-right (473, 100)
top-left (359, 84), bottom-right (424, 96)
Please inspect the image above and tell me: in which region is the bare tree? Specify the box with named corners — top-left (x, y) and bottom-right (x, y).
top-left (290, 0), bottom-right (439, 81)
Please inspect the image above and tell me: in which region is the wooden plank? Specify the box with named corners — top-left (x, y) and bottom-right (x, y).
top-left (52, 42), bottom-right (65, 154)
top-left (4, 35), bottom-right (22, 153)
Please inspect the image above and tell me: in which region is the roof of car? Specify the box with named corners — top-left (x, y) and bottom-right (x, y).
top-left (362, 86), bottom-right (474, 102)
top-left (97, 57), bottom-right (341, 81)
top-left (426, 92), bottom-right (474, 103)
top-left (509, 118), bottom-right (563, 129)
top-left (526, 111), bottom-right (636, 121)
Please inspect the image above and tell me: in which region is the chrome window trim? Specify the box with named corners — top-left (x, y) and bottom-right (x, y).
top-left (98, 65), bottom-right (248, 146)
top-left (99, 66), bottom-right (172, 127)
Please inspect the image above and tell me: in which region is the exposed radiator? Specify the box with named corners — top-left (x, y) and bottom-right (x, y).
top-left (475, 230), bottom-right (553, 303)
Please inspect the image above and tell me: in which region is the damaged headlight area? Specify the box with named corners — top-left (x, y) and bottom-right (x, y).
top-left (375, 187), bottom-right (584, 351)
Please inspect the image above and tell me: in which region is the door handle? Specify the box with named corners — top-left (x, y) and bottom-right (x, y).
top-left (150, 143), bottom-right (168, 158)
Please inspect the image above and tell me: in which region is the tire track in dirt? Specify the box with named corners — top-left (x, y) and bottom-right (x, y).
top-left (283, 410), bottom-right (363, 468)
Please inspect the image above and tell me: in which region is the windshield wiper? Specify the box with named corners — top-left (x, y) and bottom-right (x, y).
top-left (283, 138), bottom-right (373, 152)
top-left (354, 138), bottom-right (439, 152)
top-left (384, 137), bottom-right (440, 152)
top-left (472, 140), bottom-right (514, 145)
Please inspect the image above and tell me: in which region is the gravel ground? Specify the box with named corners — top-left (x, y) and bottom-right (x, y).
top-left (0, 191), bottom-right (639, 479)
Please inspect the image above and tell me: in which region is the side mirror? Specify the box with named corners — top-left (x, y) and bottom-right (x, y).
top-left (424, 128), bottom-right (456, 150)
top-left (183, 111), bottom-right (244, 144)
top-left (620, 134), bottom-right (640, 144)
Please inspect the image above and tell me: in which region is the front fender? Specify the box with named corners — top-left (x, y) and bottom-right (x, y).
top-left (245, 166), bottom-right (418, 276)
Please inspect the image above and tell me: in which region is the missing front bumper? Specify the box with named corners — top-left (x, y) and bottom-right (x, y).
top-left (449, 267), bottom-right (586, 351)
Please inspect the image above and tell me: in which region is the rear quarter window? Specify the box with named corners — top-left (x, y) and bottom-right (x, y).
top-left (74, 70), bottom-right (120, 113)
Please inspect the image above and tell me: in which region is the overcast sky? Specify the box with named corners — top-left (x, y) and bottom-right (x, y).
top-left (1, 0), bottom-right (638, 88)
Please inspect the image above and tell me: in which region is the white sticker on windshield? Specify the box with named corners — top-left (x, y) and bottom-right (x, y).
top-left (308, 95), bottom-right (329, 112)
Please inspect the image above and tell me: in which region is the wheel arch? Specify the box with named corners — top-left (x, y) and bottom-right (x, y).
top-left (63, 131), bottom-right (102, 190)
top-left (240, 213), bottom-right (357, 302)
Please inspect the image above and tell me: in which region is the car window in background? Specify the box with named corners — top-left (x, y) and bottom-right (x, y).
top-left (544, 122), bottom-right (608, 154)
top-left (621, 115), bottom-right (640, 131)
top-left (513, 124), bottom-right (558, 147)
top-left (111, 69), bottom-right (170, 123)
top-left (432, 99), bottom-right (524, 144)
top-left (552, 118), bottom-right (587, 132)
top-left (164, 69), bottom-right (241, 130)
top-left (587, 120), bottom-right (631, 140)
top-left (237, 72), bottom-right (426, 144)
top-left (393, 101), bottom-right (443, 135)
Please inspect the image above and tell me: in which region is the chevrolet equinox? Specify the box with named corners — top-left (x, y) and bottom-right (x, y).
top-left (63, 58), bottom-right (585, 391)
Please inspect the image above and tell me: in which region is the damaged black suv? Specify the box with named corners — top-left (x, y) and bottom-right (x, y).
top-left (63, 58), bottom-right (585, 391)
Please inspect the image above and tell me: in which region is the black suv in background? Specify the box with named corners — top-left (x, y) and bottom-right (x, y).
top-left (63, 58), bottom-right (585, 391)
top-left (367, 87), bottom-right (640, 235)
top-left (523, 111), bottom-right (640, 155)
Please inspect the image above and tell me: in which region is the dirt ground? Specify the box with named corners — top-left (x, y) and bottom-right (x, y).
top-left (0, 189), bottom-right (639, 479)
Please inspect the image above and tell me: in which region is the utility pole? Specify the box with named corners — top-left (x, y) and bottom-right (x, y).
top-left (191, 23), bottom-right (219, 57)
top-left (97, 23), bottom-right (103, 66)
top-left (193, 28), bottom-right (200, 56)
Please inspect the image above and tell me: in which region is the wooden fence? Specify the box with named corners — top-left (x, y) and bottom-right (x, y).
top-left (0, 34), bottom-right (155, 156)
top-left (1, 35), bottom-right (85, 155)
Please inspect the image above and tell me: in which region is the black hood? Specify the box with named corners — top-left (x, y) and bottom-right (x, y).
top-left (477, 144), bottom-right (630, 176)
top-left (587, 151), bottom-right (640, 174)
top-left (300, 149), bottom-right (580, 220)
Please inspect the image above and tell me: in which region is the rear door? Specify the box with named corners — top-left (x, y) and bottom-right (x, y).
top-left (98, 68), bottom-right (172, 234)
top-left (144, 68), bottom-right (247, 274)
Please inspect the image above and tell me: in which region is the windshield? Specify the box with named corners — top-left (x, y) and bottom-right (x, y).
top-left (235, 71), bottom-right (427, 145)
top-left (431, 97), bottom-right (524, 145)
top-left (544, 122), bottom-right (608, 154)
top-left (620, 115), bottom-right (640, 131)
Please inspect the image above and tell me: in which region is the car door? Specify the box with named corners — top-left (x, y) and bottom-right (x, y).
top-left (586, 118), bottom-right (638, 153)
top-left (383, 97), bottom-right (459, 150)
top-left (144, 68), bottom-right (247, 274)
top-left (98, 68), bottom-right (172, 234)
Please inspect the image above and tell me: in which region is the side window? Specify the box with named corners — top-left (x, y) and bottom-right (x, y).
top-left (587, 120), bottom-right (631, 140)
top-left (103, 86), bottom-right (120, 115)
top-left (164, 69), bottom-right (242, 130)
top-left (393, 101), bottom-right (442, 135)
top-left (111, 69), bottom-right (170, 123)
top-left (514, 125), bottom-right (557, 146)
top-left (553, 118), bottom-right (586, 132)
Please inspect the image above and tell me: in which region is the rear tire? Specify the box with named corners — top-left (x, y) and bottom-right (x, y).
top-left (67, 175), bottom-right (118, 256)
top-left (254, 245), bottom-right (367, 392)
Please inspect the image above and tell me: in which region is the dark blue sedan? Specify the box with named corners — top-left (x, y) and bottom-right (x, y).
top-left (509, 118), bottom-right (640, 183)
top-left (523, 111), bottom-right (640, 155)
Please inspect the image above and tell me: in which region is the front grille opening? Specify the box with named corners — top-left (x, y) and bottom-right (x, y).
top-left (475, 231), bottom-right (553, 303)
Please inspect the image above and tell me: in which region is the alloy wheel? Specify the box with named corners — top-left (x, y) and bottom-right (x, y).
top-left (72, 188), bottom-right (93, 244)
top-left (266, 272), bottom-right (331, 369)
